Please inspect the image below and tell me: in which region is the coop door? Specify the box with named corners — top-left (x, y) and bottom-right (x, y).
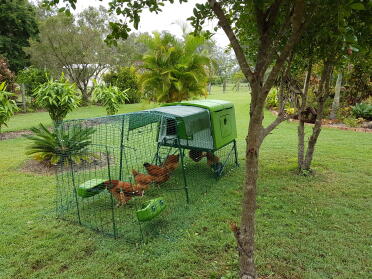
top-left (220, 114), bottom-right (232, 138)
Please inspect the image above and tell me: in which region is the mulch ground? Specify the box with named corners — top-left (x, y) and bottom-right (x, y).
top-left (19, 156), bottom-right (112, 176)
top-left (0, 130), bottom-right (33, 141)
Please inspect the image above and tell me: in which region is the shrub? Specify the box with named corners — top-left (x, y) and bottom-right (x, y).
top-left (33, 77), bottom-right (80, 125)
top-left (265, 88), bottom-right (278, 109)
top-left (25, 124), bottom-right (96, 165)
top-left (351, 103), bottom-right (372, 120)
top-left (336, 106), bottom-right (353, 120)
top-left (0, 57), bottom-right (16, 93)
top-left (16, 67), bottom-right (50, 96)
top-left (0, 82), bottom-right (18, 133)
top-left (103, 66), bottom-right (141, 104)
top-left (342, 117), bottom-right (360, 127)
top-left (92, 83), bottom-right (128, 115)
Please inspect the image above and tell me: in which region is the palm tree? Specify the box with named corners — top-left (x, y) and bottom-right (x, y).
top-left (140, 32), bottom-right (211, 103)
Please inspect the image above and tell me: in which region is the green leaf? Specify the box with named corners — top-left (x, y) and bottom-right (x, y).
top-left (350, 3), bottom-right (365, 10)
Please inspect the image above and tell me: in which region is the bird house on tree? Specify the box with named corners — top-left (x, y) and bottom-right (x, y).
top-left (55, 100), bottom-right (238, 241)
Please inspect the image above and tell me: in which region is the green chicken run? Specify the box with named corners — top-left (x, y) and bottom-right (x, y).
top-left (55, 99), bottom-right (238, 240)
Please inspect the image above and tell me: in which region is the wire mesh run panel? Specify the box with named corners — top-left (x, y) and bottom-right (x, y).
top-left (55, 101), bottom-right (238, 240)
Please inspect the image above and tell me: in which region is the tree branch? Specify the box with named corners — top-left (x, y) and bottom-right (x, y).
top-left (208, 0), bottom-right (255, 84)
top-left (262, 112), bottom-right (289, 138)
top-left (263, 0), bottom-right (305, 94)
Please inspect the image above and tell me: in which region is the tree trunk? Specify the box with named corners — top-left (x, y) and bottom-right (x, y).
top-left (208, 83), bottom-right (212, 94)
top-left (298, 61), bottom-right (312, 170)
top-left (329, 72), bottom-right (342, 119)
top-left (223, 80), bottom-right (227, 93)
top-left (21, 84), bottom-right (27, 112)
top-left (303, 61), bottom-right (333, 170)
top-left (303, 97), bottom-right (325, 170)
top-left (78, 85), bottom-right (89, 106)
top-left (236, 85), bottom-right (265, 279)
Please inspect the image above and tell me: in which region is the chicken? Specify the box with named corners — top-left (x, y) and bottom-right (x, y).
top-left (143, 162), bottom-right (170, 184)
top-left (162, 154), bottom-right (179, 172)
top-left (104, 180), bottom-right (144, 207)
top-left (132, 169), bottom-right (153, 190)
top-left (189, 150), bottom-right (204, 162)
top-left (205, 152), bottom-right (220, 167)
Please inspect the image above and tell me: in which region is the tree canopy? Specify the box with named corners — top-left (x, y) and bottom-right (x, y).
top-left (0, 0), bottom-right (39, 72)
top-left (25, 8), bottom-right (113, 104)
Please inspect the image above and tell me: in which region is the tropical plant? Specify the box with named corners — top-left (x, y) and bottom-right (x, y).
top-left (33, 77), bottom-right (79, 125)
top-left (140, 32), bottom-right (211, 103)
top-left (103, 66), bottom-right (141, 103)
top-left (352, 103), bottom-right (372, 120)
top-left (265, 88), bottom-right (278, 109)
top-left (92, 83), bottom-right (128, 115)
top-left (0, 82), bottom-right (18, 133)
top-left (16, 67), bottom-right (50, 96)
top-left (25, 123), bottom-right (96, 165)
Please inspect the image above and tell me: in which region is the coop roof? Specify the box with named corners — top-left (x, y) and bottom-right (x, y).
top-left (149, 105), bottom-right (211, 136)
top-left (128, 105), bottom-right (210, 136)
top-left (164, 100), bottom-right (234, 112)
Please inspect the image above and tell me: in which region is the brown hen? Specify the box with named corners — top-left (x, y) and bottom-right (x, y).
top-left (143, 163), bottom-right (170, 184)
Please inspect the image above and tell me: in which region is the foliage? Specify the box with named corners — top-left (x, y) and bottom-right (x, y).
top-left (92, 83), bottom-right (128, 115)
top-left (342, 117), bottom-right (360, 127)
top-left (33, 77), bottom-right (79, 125)
top-left (16, 67), bottom-right (50, 96)
top-left (0, 0), bottom-right (39, 72)
top-left (110, 33), bottom-right (149, 67)
top-left (336, 106), bottom-right (353, 120)
top-left (0, 57), bottom-right (16, 93)
top-left (0, 82), bottom-right (18, 133)
top-left (343, 63), bottom-right (372, 105)
top-left (351, 103), bottom-right (372, 120)
top-left (265, 88), bottom-right (279, 109)
top-left (25, 123), bottom-right (96, 165)
top-left (25, 9), bottom-right (113, 104)
top-left (103, 66), bottom-right (141, 104)
top-left (231, 70), bottom-right (246, 91)
top-left (140, 32), bottom-right (211, 103)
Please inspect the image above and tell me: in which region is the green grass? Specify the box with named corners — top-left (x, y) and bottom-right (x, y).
top-left (0, 86), bottom-right (371, 279)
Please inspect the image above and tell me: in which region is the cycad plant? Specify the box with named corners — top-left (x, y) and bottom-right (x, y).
top-left (0, 82), bottom-right (18, 133)
top-left (140, 32), bottom-right (211, 103)
top-left (25, 124), bottom-right (96, 165)
top-left (92, 83), bottom-right (128, 115)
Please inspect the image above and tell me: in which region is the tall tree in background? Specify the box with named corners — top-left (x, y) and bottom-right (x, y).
top-left (25, 8), bottom-right (112, 104)
top-left (0, 0), bottom-right (38, 72)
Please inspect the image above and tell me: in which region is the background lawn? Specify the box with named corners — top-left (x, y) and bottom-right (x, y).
top-left (0, 86), bottom-right (371, 279)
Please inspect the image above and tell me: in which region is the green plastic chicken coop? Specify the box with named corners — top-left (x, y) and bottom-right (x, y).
top-left (55, 100), bottom-right (238, 240)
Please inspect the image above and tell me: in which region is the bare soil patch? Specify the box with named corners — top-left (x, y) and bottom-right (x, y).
top-left (0, 130), bottom-right (33, 141)
top-left (20, 155), bottom-right (112, 176)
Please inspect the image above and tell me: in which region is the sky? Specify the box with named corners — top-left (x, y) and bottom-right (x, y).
top-left (70, 0), bottom-right (229, 47)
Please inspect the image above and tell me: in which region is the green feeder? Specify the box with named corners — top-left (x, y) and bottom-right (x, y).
top-left (77, 179), bottom-right (106, 198)
top-left (136, 197), bottom-right (167, 222)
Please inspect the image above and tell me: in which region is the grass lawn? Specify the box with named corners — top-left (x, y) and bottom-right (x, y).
top-left (0, 87), bottom-right (371, 279)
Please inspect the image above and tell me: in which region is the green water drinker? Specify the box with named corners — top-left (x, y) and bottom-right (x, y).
top-left (136, 197), bottom-right (167, 222)
top-left (77, 179), bottom-right (106, 198)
